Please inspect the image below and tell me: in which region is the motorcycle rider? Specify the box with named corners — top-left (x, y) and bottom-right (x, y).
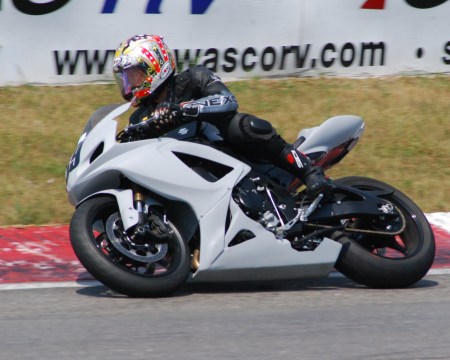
top-left (113, 34), bottom-right (335, 197)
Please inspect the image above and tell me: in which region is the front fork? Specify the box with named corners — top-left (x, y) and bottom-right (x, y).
top-left (132, 188), bottom-right (172, 244)
top-left (129, 187), bottom-right (150, 242)
top-left (134, 190), bottom-right (146, 225)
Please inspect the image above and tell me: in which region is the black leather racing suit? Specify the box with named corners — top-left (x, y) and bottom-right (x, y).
top-left (129, 65), bottom-right (288, 163)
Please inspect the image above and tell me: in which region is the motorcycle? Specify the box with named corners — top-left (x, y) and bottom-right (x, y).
top-left (66, 102), bottom-right (435, 297)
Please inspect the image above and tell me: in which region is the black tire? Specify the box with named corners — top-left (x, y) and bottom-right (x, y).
top-left (70, 196), bottom-right (191, 297)
top-left (333, 176), bottom-right (435, 288)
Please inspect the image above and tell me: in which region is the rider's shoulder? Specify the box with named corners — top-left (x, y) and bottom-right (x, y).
top-left (175, 66), bottom-right (223, 95)
top-left (189, 65), bottom-right (222, 87)
top-left (176, 65), bottom-right (211, 80)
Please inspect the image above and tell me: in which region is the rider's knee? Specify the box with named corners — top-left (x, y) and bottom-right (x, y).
top-left (228, 113), bottom-right (276, 143)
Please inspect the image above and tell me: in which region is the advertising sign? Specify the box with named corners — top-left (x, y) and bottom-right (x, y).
top-left (0, 0), bottom-right (449, 85)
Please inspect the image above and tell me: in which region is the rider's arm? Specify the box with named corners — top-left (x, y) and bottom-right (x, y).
top-left (176, 66), bottom-right (238, 123)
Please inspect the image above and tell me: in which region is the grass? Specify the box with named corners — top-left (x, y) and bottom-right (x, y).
top-left (0, 76), bottom-right (449, 225)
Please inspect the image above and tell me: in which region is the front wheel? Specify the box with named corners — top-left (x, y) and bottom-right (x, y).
top-left (70, 196), bottom-right (191, 297)
top-left (333, 176), bottom-right (435, 288)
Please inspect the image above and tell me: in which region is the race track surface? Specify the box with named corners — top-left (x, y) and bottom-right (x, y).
top-left (0, 214), bottom-right (449, 359)
top-left (1, 275), bottom-right (450, 360)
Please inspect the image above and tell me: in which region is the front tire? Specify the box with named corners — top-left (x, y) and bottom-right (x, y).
top-left (70, 196), bottom-right (191, 297)
top-left (333, 176), bottom-right (435, 288)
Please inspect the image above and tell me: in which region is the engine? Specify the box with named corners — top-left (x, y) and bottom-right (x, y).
top-left (232, 175), bottom-right (297, 232)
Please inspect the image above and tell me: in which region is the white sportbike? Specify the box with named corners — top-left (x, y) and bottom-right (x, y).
top-left (66, 103), bottom-right (435, 297)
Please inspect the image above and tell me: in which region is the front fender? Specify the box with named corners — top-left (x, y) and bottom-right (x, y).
top-left (76, 189), bottom-right (139, 231)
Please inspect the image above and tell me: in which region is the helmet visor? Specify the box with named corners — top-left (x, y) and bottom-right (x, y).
top-left (114, 66), bottom-right (148, 101)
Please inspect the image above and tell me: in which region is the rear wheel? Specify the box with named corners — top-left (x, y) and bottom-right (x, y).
top-left (333, 176), bottom-right (435, 288)
top-left (70, 196), bottom-right (191, 297)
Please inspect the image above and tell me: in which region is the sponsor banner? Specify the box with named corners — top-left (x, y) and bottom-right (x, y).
top-left (0, 0), bottom-right (449, 85)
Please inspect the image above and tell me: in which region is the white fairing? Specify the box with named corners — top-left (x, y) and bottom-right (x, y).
top-left (195, 198), bottom-right (342, 281)
top-left (297, 115), bottom-right (365, 156)
top-left (66, 104), bottom-right (356, 282)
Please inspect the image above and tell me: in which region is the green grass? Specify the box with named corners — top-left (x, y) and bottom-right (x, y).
top-left (0, 76), bottom-right (449, 225)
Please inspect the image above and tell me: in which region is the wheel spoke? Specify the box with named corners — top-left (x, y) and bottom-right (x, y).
top-left (389, 236), bottom-right (407, 254)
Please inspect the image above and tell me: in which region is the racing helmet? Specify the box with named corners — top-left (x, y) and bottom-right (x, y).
top-left (113, 34), bottom-right (176, 106)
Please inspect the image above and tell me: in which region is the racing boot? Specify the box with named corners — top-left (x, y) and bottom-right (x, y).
top-left (277, 145), bottom-right (335, 197)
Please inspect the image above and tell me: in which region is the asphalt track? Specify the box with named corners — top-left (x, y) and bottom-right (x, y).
top-left (0, 215), bottom-right (449, 360)
top-left (1, 275), bottom-right (450, 360)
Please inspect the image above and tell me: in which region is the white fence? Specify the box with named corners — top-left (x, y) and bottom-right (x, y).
top-left (0, 0), bottom-right (449, 85)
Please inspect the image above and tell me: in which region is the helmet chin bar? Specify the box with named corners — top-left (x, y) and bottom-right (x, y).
top-left (131, 88), bottom-right (152, 106)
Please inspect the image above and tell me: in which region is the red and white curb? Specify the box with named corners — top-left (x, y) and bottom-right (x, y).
top-left (0, 213), bottom-right (449, 291)
top-left (426, 212), bottom-right (450, 275)
top-left (426, 212), bottom-right (450, 234)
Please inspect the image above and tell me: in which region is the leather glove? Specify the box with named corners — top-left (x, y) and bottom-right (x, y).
top-left (151, 102), bottom-right (182, 131)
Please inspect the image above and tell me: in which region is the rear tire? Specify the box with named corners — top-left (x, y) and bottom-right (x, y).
top-left (333, 176), bottom-right (435, 288)
top-left (70, 196), bottom-right (191, 297)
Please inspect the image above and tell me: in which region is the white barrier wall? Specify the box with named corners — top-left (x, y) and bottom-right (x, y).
top-left (0, 0), bottom-right (449, 85)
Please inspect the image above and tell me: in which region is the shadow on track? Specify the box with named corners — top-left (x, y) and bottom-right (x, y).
top-left (75, 275), bottom-right (438, 298)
